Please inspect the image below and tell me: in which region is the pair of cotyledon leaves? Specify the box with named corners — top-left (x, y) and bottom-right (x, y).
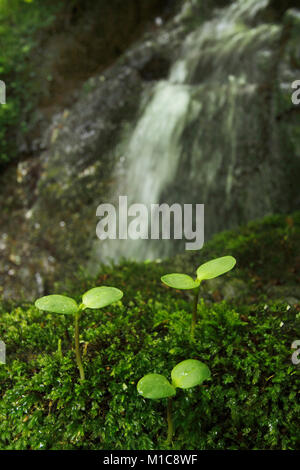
top-left (35, 256), bottom-right (236, 313)
top-left (35, 286), bottom-right (123, 315)
top-left (161, 256), bottom-right (236, 290)
top-left (137, 359), bottom-right (211, 400)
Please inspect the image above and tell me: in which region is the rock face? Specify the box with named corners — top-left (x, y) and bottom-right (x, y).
top-left (0, 0), bottom-right (300, 299)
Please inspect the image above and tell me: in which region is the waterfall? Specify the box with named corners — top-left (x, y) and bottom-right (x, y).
top-left (126, 82), bottom-right (191, 206)
top-left (92, 82), bottom-right (193, 265)
top-left (89, 0), bottom-right (288, 269)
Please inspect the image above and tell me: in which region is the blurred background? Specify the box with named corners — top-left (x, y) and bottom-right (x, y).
top-left (0, 0), bottom-right (299, 300)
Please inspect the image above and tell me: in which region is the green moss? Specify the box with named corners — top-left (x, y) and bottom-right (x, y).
top-left (0, 297), bottom-right (299, 450)
top-left (0, 212), bottom-right (299, 449)
top-left (0, 1), bottom-right (61, 166)
top-left (166, 212), bottom-right (300, 295)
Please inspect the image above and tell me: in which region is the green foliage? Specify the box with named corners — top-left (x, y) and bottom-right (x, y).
top-left (35, 286), bottom-right (124, 381)
top-left (137, 374), bottom-right (176, 400)
top-left (0, 1), bottom-right (64, 166)
top-left (0, 293), bottom-right (299, 449)
top-left (0, 214), bottom-right (299, 449)
top-left (161, 256), bottom-right (236, 337)
top-left (161, 273), bottom-right (200, 290)
top-left (137, 359), bottom-right (210, 400)
top-left (82, 287), bottom-right (123, 309)
top-left (35, 295), bottom-right (79, 315)
top-left (0, 0), bottom-right (78, 167)
top-left (171, 359), bottom-right (211, 389)
top-left (137, 359), bottom-right (210, 443)
top-left (162, 256), bottom-right (236, 290)
top-left (35, 287), bottom-right (124, 315)
top-left (196, 256), bottom-right (236, 281)
top-left (188, 213), bottom-right (300, 284)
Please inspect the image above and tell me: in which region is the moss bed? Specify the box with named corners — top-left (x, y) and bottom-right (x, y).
top-left (0, 213), bottom-right (299, 450)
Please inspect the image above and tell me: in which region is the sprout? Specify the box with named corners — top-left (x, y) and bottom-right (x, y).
top-left (161, 256), bottom-right (236, 338)
top-left (137, 359), bottom-right (211, 444)
top-left (35, 286), bottom-right (123, 381)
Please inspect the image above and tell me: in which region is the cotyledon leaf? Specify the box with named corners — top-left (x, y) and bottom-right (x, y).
top-left (137, 374), bottom-right (176, 399)
top-left (35, 295), bottom-right (78, 315)
top-left (196, 256), bottom-right (236, 281)
top-left (82, 286), bottom-right (123, 309)
top-left (161, 273), bottom-right (200, 290)
top-left (171, 359), bottom-right (211, 389)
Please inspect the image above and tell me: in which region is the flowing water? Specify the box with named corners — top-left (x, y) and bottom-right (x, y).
top-left (92, 0), bottom-right (284, 266)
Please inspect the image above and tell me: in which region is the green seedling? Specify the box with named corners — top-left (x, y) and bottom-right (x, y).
top-left (35, 286), bottom-right (123, 381)
top-left (161, 256), bottom-right (236, 338)
top-left (57, 338), bottom-right (63, 360)
top-left (137, 359), bottom-right (210, 444)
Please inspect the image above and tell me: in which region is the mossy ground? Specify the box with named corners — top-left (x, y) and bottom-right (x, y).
top-left (0, 213), bottom-right (299, 450)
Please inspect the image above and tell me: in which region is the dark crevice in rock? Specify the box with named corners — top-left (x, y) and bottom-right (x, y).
top-left (138, 55), bottom-right (171, 81)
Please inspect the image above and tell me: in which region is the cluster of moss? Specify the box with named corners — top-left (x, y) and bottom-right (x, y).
top-left (0, 213), bottom-right (299, 449)
top-left (0, 0), bottom-right (65, 166)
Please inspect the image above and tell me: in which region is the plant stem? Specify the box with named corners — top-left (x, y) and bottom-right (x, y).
top-left (74, 311), bottom-right (85, 381)
top-left (166, 397), bottom-right (173, 445)
top-left (191, 286), bottom-right (200, 339)
top-left (57, 338), bottom-right (63, 359)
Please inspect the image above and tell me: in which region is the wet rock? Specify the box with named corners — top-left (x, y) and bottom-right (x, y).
top-left (205, 278), bottom-right (249, 301)
top-left (266, 285), bottom-right (300, 304)
top-left (222, 279), bottom-right (249, 301)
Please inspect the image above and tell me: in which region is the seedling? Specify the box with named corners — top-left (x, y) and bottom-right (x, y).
top-left (137, 359), bottom-right (210, 444)
top-left (161, 256), bottom-right (236, 338)
top-left (35, 286), bottom-right (123, 381)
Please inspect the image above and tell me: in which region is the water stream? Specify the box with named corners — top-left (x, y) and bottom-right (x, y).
top-left (92, 0), bottom-right (283, 266)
